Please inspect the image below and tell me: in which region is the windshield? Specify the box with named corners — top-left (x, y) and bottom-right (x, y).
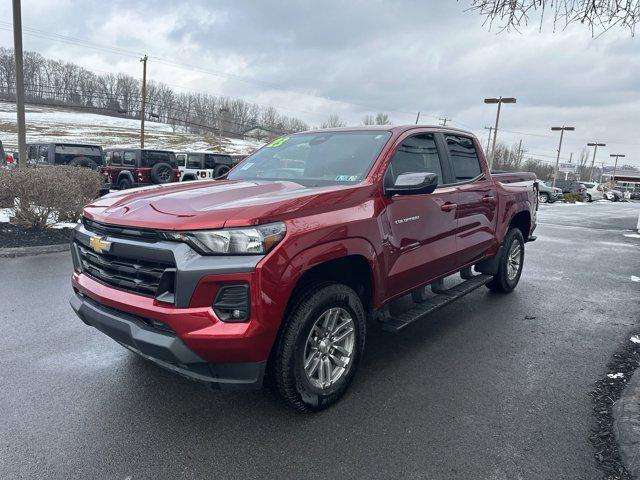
top-left (228, 131), bottom-right (392, 186)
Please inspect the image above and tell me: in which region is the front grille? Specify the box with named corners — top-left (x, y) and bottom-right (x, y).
top-left (76, 242), bottom-right (175, 298)
top-left (82, 218), bottom-right (159, 240)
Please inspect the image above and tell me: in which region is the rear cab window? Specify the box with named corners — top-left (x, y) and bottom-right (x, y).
top-left (445, 135), bottom-right (482, 182)
top-left (123, 152), bottom-right (136, 166)
top-left (187, 154), bottom-right (203, 169)
top-left (141, 150), bottom-right (178, 168)
top-left (53, 144), bottom-right (104, 166)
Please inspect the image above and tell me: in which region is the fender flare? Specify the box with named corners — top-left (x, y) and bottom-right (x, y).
top-left (497, 201), bottom-right (532, 241)
top-left (117, 170), bottom-right (135, 186)
top-left (276, 237), bottom-right (383, 309)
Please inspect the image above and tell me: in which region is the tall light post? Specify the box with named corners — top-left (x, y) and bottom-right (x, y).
top-left (587, 142), bottom-right (606, 181)
top-left (484, 96), bottom-right (516, 169)
top-left (551, 126), bottom-right (575, 188)
top-left (609, 154), bottom-right (625, 187)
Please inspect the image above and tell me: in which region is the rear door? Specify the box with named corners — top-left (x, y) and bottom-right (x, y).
top-left (382, 131), bottom-right (459, 298)
top-left (444, 134), bottom-right (498, 266)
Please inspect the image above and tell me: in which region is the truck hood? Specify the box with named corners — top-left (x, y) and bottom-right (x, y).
top-left (83, 179), bottom-right (369, 230)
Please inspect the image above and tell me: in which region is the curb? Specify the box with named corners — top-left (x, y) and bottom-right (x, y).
top-left (0, 243), bottom-right (69, 258)
top-left (615, 369), bottom-right (640, 478)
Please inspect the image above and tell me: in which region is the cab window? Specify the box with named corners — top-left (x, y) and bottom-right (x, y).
top-left (445, 135), bottom-right (482, 182)
top-left (111, 151), bottom-right (122, 166)
top-left (123, 152), bottom-right (135, 166)
top-left (385, 133), bottom-right (444, 188)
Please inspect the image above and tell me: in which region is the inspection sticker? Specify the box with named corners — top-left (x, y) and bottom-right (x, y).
top-left (266, 137), bottom-right (289, 147)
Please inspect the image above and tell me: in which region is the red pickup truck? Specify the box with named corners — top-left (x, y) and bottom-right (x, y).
top-left (69, 126), bottom-right (537, 411)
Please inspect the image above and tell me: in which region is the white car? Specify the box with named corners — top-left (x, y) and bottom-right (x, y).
top-left (581, 181), bottom-right (605, 202)
top-left (175, 152), bottom-right (238, 181)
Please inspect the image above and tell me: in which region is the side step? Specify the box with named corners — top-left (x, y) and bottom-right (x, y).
top-left (380, 274), bottom-right (493, 332)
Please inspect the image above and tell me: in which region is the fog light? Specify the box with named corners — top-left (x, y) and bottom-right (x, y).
top-left (213, 285), bottom-right (250, 322)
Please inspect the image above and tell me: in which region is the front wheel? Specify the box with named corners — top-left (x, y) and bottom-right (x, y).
top-left (587, 194), bottom-right (592, 202)
top-left (271, 283), bottom-right (366, 412)
top-left (486, 228), bottom-right (525, 293)
top-left (538, 192), bottom-right (549, 204)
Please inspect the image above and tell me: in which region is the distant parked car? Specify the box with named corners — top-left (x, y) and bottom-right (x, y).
top-left (582, 181), bottom-right (605, 202)
top-left (604, 189), bottom-right (624, 202)
top-left (536, 180), bottom-right (563, 204)
top-left (554, 179), bottom-right (587, 201)
top-left (25, 142), bottom-right (110, 195)
top-left (629, 191), bottom-right (640, 200)
top-left (104, 148), bottom-right (180, 189)
top-left (175, 151), bottom-right (240, 181)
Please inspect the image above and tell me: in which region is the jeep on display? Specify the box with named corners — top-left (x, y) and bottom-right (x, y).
top-left (104, 148), bottom-right (180, 189)
top-left (175, 152), bottom-right (239, 181)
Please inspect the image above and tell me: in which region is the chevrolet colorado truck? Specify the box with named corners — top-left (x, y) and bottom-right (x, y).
top-left (69, 126), bottom-right (538, 412)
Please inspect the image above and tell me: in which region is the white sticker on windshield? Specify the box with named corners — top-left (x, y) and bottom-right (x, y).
top-left (240, 162), bottom-right (254, 170)
top-left (336, 175), bottom-right (358, 182)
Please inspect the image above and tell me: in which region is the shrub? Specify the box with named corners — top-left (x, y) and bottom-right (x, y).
top-left (563, 193), bottom-right (583, 203)
top-left (0, 169), bottom-right (13, 208)
top-left (0, 166), bottom-right (103, 229)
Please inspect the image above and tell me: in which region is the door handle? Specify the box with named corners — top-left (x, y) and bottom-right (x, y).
top-left (481, 196), bottom-right (495, 204)
top-left (441, 203), bottom-right (457, 212)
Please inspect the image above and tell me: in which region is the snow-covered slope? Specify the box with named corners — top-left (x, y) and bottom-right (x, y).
top-left (0, 102), bottom-right (264, 155)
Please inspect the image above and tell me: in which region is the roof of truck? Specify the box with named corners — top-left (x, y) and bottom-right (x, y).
top-left (300, 125), bottom-right (474, 136)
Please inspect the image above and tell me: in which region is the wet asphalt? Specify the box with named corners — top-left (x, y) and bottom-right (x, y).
top-left (1, 201), bottom-right (639, 479)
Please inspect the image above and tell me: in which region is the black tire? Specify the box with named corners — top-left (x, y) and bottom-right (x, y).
top-left (118, 177), bottom-right (133, 190)
top-left (486, 228), bottom-right (525, 293)
top-left (538, 192), bottom-right (549, 204)
top-left (587, 194), bottom-right (592, 202)
top-left (150, 162), bottom-right (173, 184)
top-left (68, 156), bottom-right (98, 170)
top-left (213, 164), bottom-right (230, 178)
top-left (271, 282), bottom-right (366, 412)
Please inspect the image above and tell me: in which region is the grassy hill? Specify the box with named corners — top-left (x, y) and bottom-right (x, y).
top-left (0, 102), bottom-right (264, 155)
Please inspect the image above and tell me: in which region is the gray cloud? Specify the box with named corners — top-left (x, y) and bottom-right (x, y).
top-left (0, 0), bottom-right (638, 165)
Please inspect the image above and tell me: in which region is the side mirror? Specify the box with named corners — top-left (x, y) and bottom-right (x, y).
top-left (385, 172), bottom-right (438, 196)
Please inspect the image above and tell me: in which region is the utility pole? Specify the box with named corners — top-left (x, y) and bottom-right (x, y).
top-left (12, 0), bottom-right (26, 169)
top-left (484, 126), bottom-right (493, 156)
top-left (415, 112), bottom-right (420, 124)
top-left (609, 153), bottom-right (625, 187)
top-left (551, 126), bottom-right (575, 188)
top-left (587, 142), bottom-right (606, 182)
top-left (484, 96), bottom-right (517, 169)
top-left (516, 138), bottom-right (523, 166)
top-left (218, 107), bottom-right (229, 146)
top-left (438, 117), bottom-right (451, 126)
top-left (139, 54), bottom-right (148, 149)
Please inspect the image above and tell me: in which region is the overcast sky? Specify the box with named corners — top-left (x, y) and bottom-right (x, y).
top-left (0, 0), bottom-right (638, 167)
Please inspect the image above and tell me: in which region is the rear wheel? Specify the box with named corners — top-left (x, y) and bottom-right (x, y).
top-left (118, 177), bottom-right (132, 190)
top-left (587, 193), bottom-right (592, 202)
top-left (486, 228), bottom-right (525, 293)
top-left (538, 192), bottom-right (549, 204)
top-left (271, 283), bottom-right (366, 412)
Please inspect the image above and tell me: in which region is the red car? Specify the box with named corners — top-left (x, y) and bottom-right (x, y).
top-left (70, 126), bottom-right (538, 411)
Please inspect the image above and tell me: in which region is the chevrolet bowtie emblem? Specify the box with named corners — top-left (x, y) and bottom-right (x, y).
top-left (89, 236), bottom-right (112, 254)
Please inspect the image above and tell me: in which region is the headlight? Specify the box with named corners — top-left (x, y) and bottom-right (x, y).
top-left (161, 222), bottom-right (286, 255)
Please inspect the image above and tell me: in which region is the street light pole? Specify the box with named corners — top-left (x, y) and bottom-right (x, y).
top-left (12, 0), bottom-right (27, 169)
top-left (551, 126), bottom-right (575, 188)
top-left (609, 154), bottom-right (625, 187)
top-left (484, 96), bottom-right (516, 169)
top-left (587, 142), bottom-right (606, 182)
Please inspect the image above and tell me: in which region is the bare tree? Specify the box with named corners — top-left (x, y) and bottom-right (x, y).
top-left (375, 112), bottom-right (391, 125)
top-left (362, 114), bottom-right (375, 125)
top-left (321, 114), bottom-right (346, 128)
top-left (466, 0), bottom-right (639, 35)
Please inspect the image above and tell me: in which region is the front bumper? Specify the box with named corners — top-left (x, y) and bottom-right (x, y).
top-left (70, 291), bottom-right (266, 389)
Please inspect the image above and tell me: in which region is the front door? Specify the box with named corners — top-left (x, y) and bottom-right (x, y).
top-left (382, 132), bottom-right (459, 299)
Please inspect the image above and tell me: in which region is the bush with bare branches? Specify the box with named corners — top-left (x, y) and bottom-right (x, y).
top-left (1, 166), bottom-right (103, 229)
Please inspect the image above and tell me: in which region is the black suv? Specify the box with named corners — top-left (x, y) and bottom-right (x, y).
top-left (25, 142), bottom-right (110, 195)
top-left (104, 148), bottom-right (180, 189)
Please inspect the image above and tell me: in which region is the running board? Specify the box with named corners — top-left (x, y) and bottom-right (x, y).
top-left (380, 274), bottom-right (493, 332)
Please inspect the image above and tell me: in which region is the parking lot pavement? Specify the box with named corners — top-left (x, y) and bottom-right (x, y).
top-left (1, 202), bottom-right (639, 480)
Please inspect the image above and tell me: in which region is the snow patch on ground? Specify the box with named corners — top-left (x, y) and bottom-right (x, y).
top-left (631, 276), bottom-right (640, 283)
top-left (607, 372), bottom-right (625, 379)
top-left (0, 208), bottom-right (10, 223)
top-left (0, 207), bottom-right (77, 228)
top-left (624, 233), bottom-right (640, 239)
top-left (0, 101), bottom-right (264, 155)
top-left (630, 336), bottom-right (640, 344)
